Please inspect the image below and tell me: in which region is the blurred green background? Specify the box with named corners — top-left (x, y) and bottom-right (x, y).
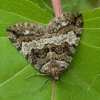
top-left (44, 0), bottom-right (100, 12)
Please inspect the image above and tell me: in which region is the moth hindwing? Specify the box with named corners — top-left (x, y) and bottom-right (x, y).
top-left (7, 12), bottom-right (83, 80)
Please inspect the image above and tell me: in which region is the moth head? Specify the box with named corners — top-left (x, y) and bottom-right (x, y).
top-left (49, 60), bottom-right (65, 80)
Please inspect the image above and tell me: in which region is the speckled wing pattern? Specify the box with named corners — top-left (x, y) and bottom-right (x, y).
top-left (6, 13), bottom-right (83, 80)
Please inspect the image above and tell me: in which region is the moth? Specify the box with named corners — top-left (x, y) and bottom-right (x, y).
top-left (6, 13), bottom-right (83, 80)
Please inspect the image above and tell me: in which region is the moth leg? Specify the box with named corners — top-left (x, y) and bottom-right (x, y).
top-left (25, 72), bottom-right (50, 79)
top-left (69, 66), bottom-right (75, 68)
top-left (40, 78), bottom-right (51, 91)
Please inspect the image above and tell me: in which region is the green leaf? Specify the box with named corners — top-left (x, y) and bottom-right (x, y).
top-left (0, 0), bottom-right (100, 99)
top-left (29, 0), bottom-right (54, 15)
top-left (0, 0), bottom-right (53, 26)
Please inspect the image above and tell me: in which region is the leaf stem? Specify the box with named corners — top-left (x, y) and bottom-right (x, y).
top-left (51, 0), bottom-right (62, 16)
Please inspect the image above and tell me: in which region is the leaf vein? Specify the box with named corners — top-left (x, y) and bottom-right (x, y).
top-left (0, 64), bottom-right (30, 87)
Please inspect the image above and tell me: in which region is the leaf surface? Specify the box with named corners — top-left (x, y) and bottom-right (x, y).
top-left (29, 0), bottom-right (54, 14)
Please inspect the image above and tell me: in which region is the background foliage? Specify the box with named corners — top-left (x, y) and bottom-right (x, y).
top-left (44, 0), bottom-right (100, 12)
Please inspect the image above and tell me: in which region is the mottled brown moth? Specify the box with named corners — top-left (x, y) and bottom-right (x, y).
top-left (7, 12), bottom-right (83, 80)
